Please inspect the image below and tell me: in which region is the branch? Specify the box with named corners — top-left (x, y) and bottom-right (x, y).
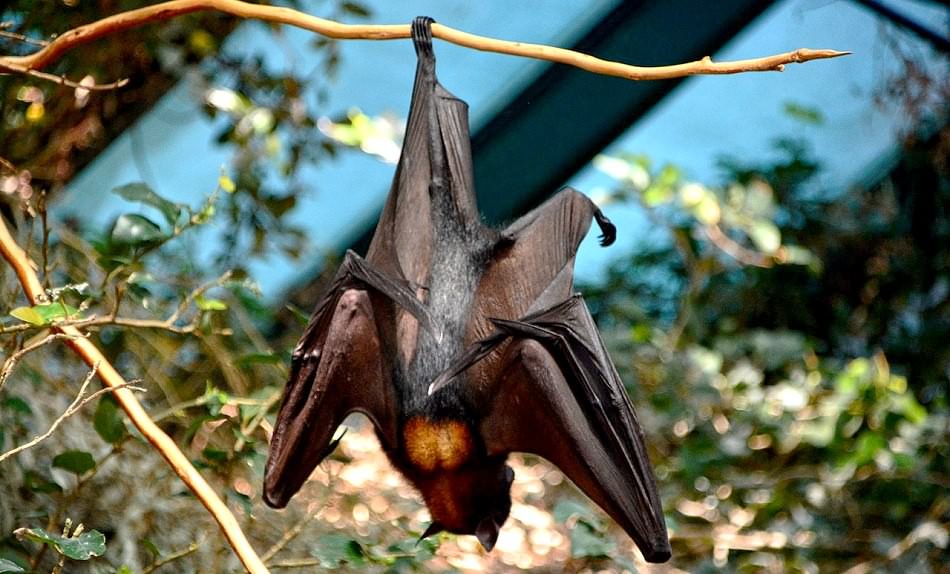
top-left (0, 0), bottom-right (849, 85)
top-left (704, 224), bottom-right (774, 268)
top-left (142, 541), bottom-right (200, 574)
top-left (0, 332), bottom-right (84, 394)
top-left (0, 216), bottom-right (270, 574)
top-left (0, 364), bottom-right (143, 464)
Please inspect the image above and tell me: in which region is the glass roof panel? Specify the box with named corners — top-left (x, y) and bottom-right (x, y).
top-left (568, 0), bottom-right (948, 281)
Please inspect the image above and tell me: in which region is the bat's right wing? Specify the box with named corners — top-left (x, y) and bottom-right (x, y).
top-left (436, 296), bottom-right (671, 563)
top-left (263, 251), bottom-right (431, 508)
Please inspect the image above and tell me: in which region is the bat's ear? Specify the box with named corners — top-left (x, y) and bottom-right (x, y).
top-left (475, 516), bottom-right (500, 552)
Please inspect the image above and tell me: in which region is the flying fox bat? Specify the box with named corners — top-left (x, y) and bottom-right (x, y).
top-left (263, 17), bottom-right (670, 563)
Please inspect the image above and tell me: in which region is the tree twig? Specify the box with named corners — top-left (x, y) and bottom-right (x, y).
top-left (704, 224), bottom-right (774, 268)
top-left (0, 216), bottom-right (270, 574)
top-left (0, 364), bottom-right (144, 464)
top-left (0, 332), bottom-right (82, 394)
top-left (0, 0), bottom-right (849, 85)
top-left (261, 511), bottom-right (321, 564)
top-left (142, 541), bottom-right (201, 574)
top-left (0, 60), bottom-right (129, 90)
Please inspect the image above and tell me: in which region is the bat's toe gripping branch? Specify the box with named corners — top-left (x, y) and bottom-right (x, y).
top-left (412, 16), bottom-right (436, 58)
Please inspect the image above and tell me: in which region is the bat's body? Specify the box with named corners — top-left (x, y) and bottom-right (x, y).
top-left (264, 18), bottom-right (671, 562)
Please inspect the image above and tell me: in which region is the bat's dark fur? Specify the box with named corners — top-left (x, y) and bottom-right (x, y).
top-left (263, 17), bottom-right (671, 562)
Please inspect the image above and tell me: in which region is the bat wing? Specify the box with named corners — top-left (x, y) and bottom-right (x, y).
top-left (434, 296), bottom-right (670, 563)
top-left (263, 251), bottom-right (431, 508)
top-left (467, 187), bottom-right (614, 340)
top-left (365, 17), bottom-right (480, 286)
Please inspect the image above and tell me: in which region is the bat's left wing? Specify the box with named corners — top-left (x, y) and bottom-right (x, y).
top-left (433, 295), bottom-right (671, 563)
top-left (264, 251), bottom-right (430, 508)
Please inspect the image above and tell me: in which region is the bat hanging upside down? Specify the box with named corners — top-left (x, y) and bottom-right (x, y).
top-left (263, 17), bottom-right (671, 563)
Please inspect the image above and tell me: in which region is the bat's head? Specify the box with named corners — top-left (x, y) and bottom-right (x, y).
top-left (418, 462), bottom-right (515, 552)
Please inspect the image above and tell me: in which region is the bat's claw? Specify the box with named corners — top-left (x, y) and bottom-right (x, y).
top-left (593, 207), bottom-right (616, 247)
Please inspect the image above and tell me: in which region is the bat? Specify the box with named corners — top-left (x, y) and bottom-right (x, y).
top-left (263, 17), bottom-right (671, 563)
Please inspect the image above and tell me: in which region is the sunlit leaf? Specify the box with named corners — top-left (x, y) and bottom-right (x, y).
top-left (9, 306), bottom-right (44, 325)
top-left (747, 220), bottom-right (781, 253)
top-left (218, 174), bottom-right (236, 193)
top-left (52, 450), bottom-right (96, 475)
top-left (15, 527), bottom-right (106, 560)
top-left (0, 558), bottom-right (25, 573)
top-left (694, 195), bottom-right (721, 225)
top-left (110, 214), bottom-right (166, 246)
top-left (113, 183), bottom-right (182, 226)
top-left (642, 183), bottom-right (673, 206)
top-left (10, 302), bottom-right (82, 326)
top-left (195, 296), bottom-right (228, 311)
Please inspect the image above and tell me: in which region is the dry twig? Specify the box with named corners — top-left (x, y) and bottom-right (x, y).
top-left (0, 364), bottom-right (144, 464)
top-left (0, 0), bottom-right (849, 87)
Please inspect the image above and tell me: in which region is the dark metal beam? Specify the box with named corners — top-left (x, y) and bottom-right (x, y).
top-left (470, 0), bottom-right (775, 225)
top-left (853, 0), bottom-right (949, 53)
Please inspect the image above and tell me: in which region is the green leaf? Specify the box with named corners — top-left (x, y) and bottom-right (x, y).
top-left (110, 214), bottom-right (167, 246)
top-left (52, 450), bottom-right (96, 475)
top-left (0, 557), bottom-right (25, 573)
top-left (642, 183), bottom-right (673, 206)
top-left (852, 432), bottom-right (886, 466)
top-left (235, 352), bottom-right (282, 368)
top-left (218, 174), bottom-right (236, 194)
top-left (10, 302), bottom-right (82, 326)
top-left (747, 220), bottom-right (781, 253)
top-left (4, 396), bottom-right (33, 415)
top-left (16, 527), bottom-right (106, 561)
top-left (783, 102), bottom-right (824, 125)
top-left (140, 538), bottom-right (161, 559)
top-left (94, 394), bottom-right (127, 443)
top-left (342, 1), bottom-right (371, 18)
top-left (113, 183), bottom-right (182, 226)
top-left (311, 533), bottom-right (366, 568)
top-left (23, 470), bottom-right (63, 493)
top-left (202, 447), bottom-right (229, 463)
top-left (568, 523), bottom-right (615, 559)
top-left (115, 566), bottom-right (135, 574)
top-left (195, 295), bottom-right (227, 311)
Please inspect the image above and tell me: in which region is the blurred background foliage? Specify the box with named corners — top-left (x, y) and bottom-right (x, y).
top-left (0, 1), bottom-right (947, 573)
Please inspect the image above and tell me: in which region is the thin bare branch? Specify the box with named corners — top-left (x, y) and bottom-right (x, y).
top-left (142, 542), bottom-right (201, 574)
top-left (0, 364), bottom-right (144, 464)
top-left (262, 511), bottom-right (320, 564)
top-left (0, 60), bottom-right (129, 90)
top-left (0, 0), bottom-right (849, 85)
top-left (0, 331), bottom-right (84, 394)
top-left (0, 216), bottom-right (270, 574)
top-left (704, 224), bottom-right (774, 268)
top-left (0, 28), bottom-right (49, 47)
top-left (0, 155), bottom-right (16, 173)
